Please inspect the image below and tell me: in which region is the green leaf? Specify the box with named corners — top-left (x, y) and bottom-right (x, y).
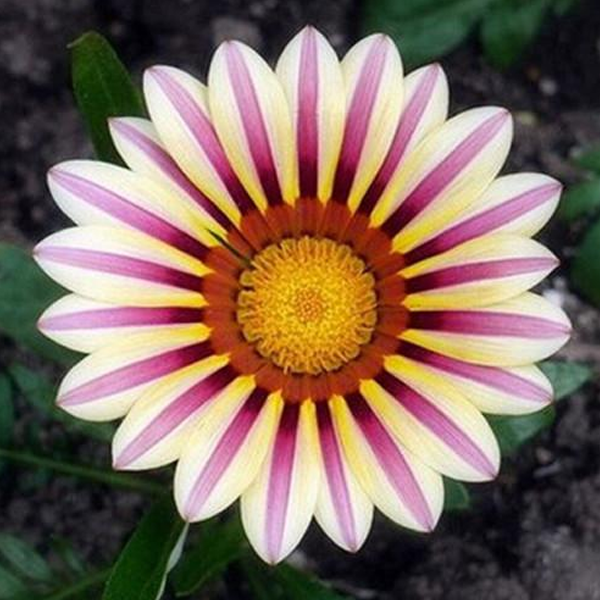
top-left (70, 32), bottom-right (145, 163)
top-left (0, 448), bottom-right (163, 495)
top-left (41, 569), bottom-right (110, 600)
top-left (0, 564), bottom-right (28, 600)
top-left (171, 518), bottom-right (245, 596)
top-left (0, 375), bottom-right (14, 473)
top-left (243, 559), bottom-right (349, 600)
top-left (539, 360), bottom-right (592, 400)
top-left (558, 178), bottom-right (600, 222)
top-left (572, 218), bottom-right (600, 306)
top-left (49, 538), bottom-right (87, 579)
top-left (8, 364), bottom-right (113, 443)
top-left (488, 405), bottom-right (555, 455)
top-left (0, 244), bottom-right (78, 365)
top-left (102, 496), bottom-right (187, 600)
top-left (574, 144), bottom-right (600, 174)
top-left (362, 0), bottom-right (493, 69)
top-left (443, 479), bottom-right (471, 511)
top-left (552, 0), bottom-right (580, 15)
top-left (481, 0), bottom-right (551, 69)
top-left (0, 534), bottom-right (53, 583)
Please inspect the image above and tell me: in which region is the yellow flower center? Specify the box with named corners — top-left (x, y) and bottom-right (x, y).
top-left (236, 237), bottom-right (378, 375)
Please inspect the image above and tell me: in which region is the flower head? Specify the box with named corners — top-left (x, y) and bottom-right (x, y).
top-left (35, 27), bottom-right (570, 563)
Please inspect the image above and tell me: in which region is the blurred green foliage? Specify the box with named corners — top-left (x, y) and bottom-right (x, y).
top-left (362, 0), bottom-right (581, 69)
top-left (560, 144), bottom-right (600, 306)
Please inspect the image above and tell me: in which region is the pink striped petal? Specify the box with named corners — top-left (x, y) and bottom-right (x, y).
top-left (242, 401), bottom-right (320, 564)
top-left (176, 385), bottom-right (282, 521)
top-left (48, 161), bottom-right (211, 259)
top-left (315, 403), bottom-right (373, 552)
top-left (55, 327), bottom-right (215, 421)
top-left (209, 42), bottom-right (298, 209)
top-left (109, 118), bottom-right (234, 233)
top-left (365, 360), bottom-right (500, 481)
top-left (113, 364), bottom-right (236, 469)
top-left (406, 173), bottom-right (562, 264)
top-left (276, 27), bottom-right (345, 200)
top-left (403, 293), bottom-right (571, 366)
top-left (358, 63), bottom-right (448, 216)
top-left (371, 107), bottom-right (513, 254)
top-left (34, 227), bottom-right (207, 307)
top-left (400, 341), bottom-right (552, 415)
top-left (38, 295), bottom-right (203, 353)
top-left (333, 34), bottom-right (404, 210)
top-left (144, 65), bottom-right (254, 215)
top-left (333, 394), bottom-right (443, 532)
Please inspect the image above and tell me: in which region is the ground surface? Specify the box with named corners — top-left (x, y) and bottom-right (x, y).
top-left (1, 0), bottom-right (600, 598)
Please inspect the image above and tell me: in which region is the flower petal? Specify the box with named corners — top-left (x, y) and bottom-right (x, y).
top-left (372, 107), bottom-right (513, 252)
top-left (332, 394), bottom-right (443, 532)
top-left (112, 362), bottom-right (235, 469)
top-left (276, 26), bottom-right (345, 200)
top-left (400, 341), bottom-right (552, 415)
top-left (143, 65), bottom-right (254, 215)
top-left (333, 34), bottom-right (404, 210)
top-left (241, 401), bottom-right (320, 564)
top-left (359, 63), bottom-right (448, 216)
top-left (47, 160), bottom-right (212, 257)
top-left (403, 292), bottom-right (571, 366)
top-left (208, 41), bottom-right (298, 209)
top-left (364, 357), bottom-right (500, 481)
top-left (38, 294), bottom-right (204, 353)
top-left (34, 226), bottom-right (207, 307)
top-left (406, 173), bottom-right (562, 263)
top-left (109, 117), bottom-right (236, 233)
top-left (314, 402), bottom-right (373, 552)
top-left (172, 383), bottom-right (282, 522)
top-left (402, 234), bottom-right (558, 309)
top-left (56, 328), bottom-right (216, 421)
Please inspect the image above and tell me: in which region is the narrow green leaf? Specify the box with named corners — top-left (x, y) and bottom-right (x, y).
top-left (572, 219), bottom-right (600, 306)
top-left (558, 178), bottom-right (600, 222)
top-left (50, 538), bottom-right (87, 579)
top-left (574, 144), bottom-right (600, 174)
top-left (362, 0), bottom-right (493, 69)
top-left (0, 564), bottom-right (28, 600)
top-left (0, 244), bottom-right (78, 365)
top-left (443, 479), bottom-right (471, 511)
top-left (171, 518), bottom-right (245, 596)
top-left (0, 375), bottom-right (14, 474)
top-left (0, 448), bottom-right (163, 495)
top-left (103, 496), bottom-right (186, 600)
top-left (539, 360), bottom-right (592, 400)
top-left (0, 534), bottom-right (54, 583)
top-left (70, 32), bottom-right (145, 163)
top-left (9, 364), bottom-right (113, 443)
top-left (488, 405), bottom-right (555, 455)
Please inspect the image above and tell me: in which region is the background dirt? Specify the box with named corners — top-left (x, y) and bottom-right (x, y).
top-left (1, 0), bottom-right (600, 598)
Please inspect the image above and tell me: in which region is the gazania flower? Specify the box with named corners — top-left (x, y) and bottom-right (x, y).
top-left (35, 27), bottom-right (570, 563)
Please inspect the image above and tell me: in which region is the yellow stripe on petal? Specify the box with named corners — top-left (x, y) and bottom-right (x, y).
top-left (332, 395), bottom-right (443, 532)
top-left (143, 65), bottom-right (244, 221)
top-left (372, 107), bottom-right (513, 252)
top-left (364, 357), bottom-right (500, 481)
top-left (174, 381), bottom-right (282, 521)
top-left (34, 226), bottom-right (207, 307)
top-left (241, 401), bottom-right (320, 564)
top-left (402, 234), bottom-right (558, 310)
top-left (56, 327), bottom-right (213, 421)
top-left (112, 358), bottom-right (231, 469)
top-left (403, 292), bottom-right (571, 367)
top-left (338, 34), bottom-right (404, 211)
top-left (208, 41), bottom-right (298, 209)
top-left (276, 26), bottom-right (345, 201)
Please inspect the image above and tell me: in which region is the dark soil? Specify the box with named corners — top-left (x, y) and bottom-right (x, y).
top-left (1, 0), bottom-right (600, 598)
